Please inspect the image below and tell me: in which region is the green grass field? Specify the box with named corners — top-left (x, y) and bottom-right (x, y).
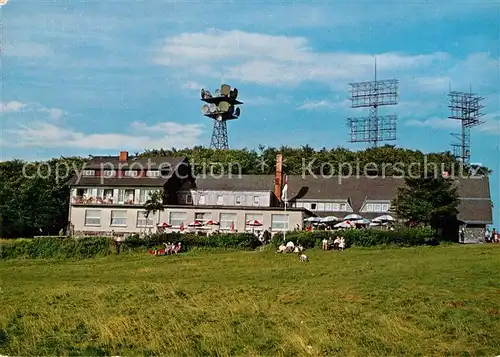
top-left (1, 245), bottom-right (499, 356)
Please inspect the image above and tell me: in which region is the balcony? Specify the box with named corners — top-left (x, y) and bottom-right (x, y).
top-left (72, 196), bottom-right (116, 204)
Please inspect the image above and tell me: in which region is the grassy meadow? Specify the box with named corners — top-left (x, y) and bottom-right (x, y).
top-left (1, 245), bottom-right (499, 356)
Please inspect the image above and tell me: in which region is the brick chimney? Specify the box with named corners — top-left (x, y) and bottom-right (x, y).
top-left (274, 153), bottom-right (283, 201)
top-left (119, 151), bottom-right (128, 162)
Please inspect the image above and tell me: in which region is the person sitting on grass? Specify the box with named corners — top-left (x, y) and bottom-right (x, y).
top-left (333, 236), bottom-right (340, 250)
top-left (339, 237), bottom-right (345, 251)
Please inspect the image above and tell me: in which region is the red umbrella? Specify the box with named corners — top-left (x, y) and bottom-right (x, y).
top-left (230, 221), bottom-right (235, 232)
top-left (158, 222), bottom-right (171, 228)
top-left (188, 220), bottom-right (203, 227)
top-left (179, 222), bottom-right (185, 231)
top-left (205, 220), bottom-right (219, 226)
top-left (246, 220), bottom-right (262, 226)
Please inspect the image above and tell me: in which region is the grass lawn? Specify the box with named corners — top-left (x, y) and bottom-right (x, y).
top-left (0, 245), bottom-right (499, 356)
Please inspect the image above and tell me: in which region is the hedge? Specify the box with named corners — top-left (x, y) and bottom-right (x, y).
top-left (270, 227), bottom-right (437, 248)
top-left (0, 228), bottom-right (437, 260)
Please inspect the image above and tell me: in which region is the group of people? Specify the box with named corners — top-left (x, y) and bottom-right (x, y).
top-left (149, 242), bottom-right (182, 256)
top-left (485, 228), bottom-right (499, 243)
top-left (322, 236), bottom-right (346, 251)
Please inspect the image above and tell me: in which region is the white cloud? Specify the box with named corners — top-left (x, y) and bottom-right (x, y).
top-left (405, 117), bottom-right (460, 129)
top-left (298, 99), bottom-right (350, 110)
top-left (154, 29), bottom-right (450, 86)
top-left (182, 81), bottom-right (205, 90)
top-left (3, 121), bottom-right (204, 150)
top-left (0, 101), bottom-right (27, 113)
top-left (38, 107), bottom-right (64, 120)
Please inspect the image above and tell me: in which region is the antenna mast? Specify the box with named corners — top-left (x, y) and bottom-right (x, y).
top-left (448, 88), bottom-right (485, 165)
top-left (347, 56), bottom-right (399, 147)
top-left (200, 84), bottom-right (243, 150)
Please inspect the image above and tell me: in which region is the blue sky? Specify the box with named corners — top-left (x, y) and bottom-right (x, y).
top-left (1, 0), bottom-right (499, 225)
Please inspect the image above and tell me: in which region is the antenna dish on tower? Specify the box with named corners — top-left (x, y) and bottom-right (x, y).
top-left (200, 83), bottom-right (243, 150)
top-left (220, 84), bottom-right (231, 96)
top-left (218, 101), bottom-right (230, 112)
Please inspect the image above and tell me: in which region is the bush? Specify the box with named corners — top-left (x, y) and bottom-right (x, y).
top-left (271, 227), bottom-right (436, 248)
top-left (0, 228), bottom-right (437, 260)
top-left (0, 237), bottom-right (112, 260)
top-left (123, 232), bottom-right (261, 250)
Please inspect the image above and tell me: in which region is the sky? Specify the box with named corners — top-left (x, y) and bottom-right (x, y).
top-left (1, 0), bottom-right (499, 226)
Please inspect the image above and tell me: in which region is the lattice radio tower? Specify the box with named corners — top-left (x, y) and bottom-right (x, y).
top-left (448, 89), bottom-right (485, 165)
top-left (200, 84), bottom-right (243, 150)
top-left (347, 58), bottom-right (399, 147)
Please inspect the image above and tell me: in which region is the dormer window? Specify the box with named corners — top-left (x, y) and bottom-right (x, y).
top-left (103, 170), bottom-right (115, 177)
top-left (124, 170), bottom-right (138, 177)
top-left (146, 170), bottom-right (160, 177)
top-left (82, 170), bottom-right (95, 176)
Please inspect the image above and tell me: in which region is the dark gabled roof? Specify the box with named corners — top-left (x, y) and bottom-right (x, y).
top-left (458, 199), bottom-right (493, 224)
top-left (179, 174), bottom-right (492, 224)
top-left (185, 175), bottom-right (276, 192)
top-left (84, 156), bottom-right (187, 170)
top-left (69, 156), bottom-right (188, 187)
top-left (68, 177), bottom-right (168, 187)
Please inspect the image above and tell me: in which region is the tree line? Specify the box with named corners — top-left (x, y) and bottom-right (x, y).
top-left (0, 145), bottom-right (487, 238)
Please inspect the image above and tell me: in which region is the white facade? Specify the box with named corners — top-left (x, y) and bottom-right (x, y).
top-left (69, 205), bottom-right (304, 236)
top-left (71, 187), bottom-right (161, 205)
top-left (359, 200), bottom-right (391, 213)
top-left (292, 199), bottom-right (353, 212)
top-left (177, 190), bottom-right (272, 207)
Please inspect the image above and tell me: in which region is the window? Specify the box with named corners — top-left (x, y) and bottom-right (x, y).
top-left (136, 211), bottom-right (154, 227)
top-left (110, 210), bottom-right (127, 226)
top-left (195, 212), bottom-right (211, 221)
top-left (169, 212), bottom-right (186, 227)
top-left (118, 189), bottom-right (125, 203)
top-left (198, 195), bottom-right (205, 205)
top-left (85, 209), bottom-right (101, 226)
top-left (124, 189), bottom-right (135, 204)
top-left (103, 189), bottom-right (114, 202)
top-left (146, 170), bottom-right (160, 177)
top-left (245, 213), bottom-right (263, 224)
top-left (374, 204), bottom-right (382, 212)
top-left (317, 203), bottom-right (325, 211)
top-left (97, 188), bottom-right (103, 198)
top-left (271, 214), bottom-right (289, 231)
top-left (235, 195), bottom-right (243, 205)
top-left (217, 195), bottom-right (223, 205)
top-left (82, 170), bottom-right (95, 176)
top-left (382, 204), bottom-right (389, 212)
top-left (364, 204), bottom-right (374, 212)
top-left (339, 203), bottom-right (347, 211)
top-left (124, 170), bottom-right (138, 177)
top-left (311, 203), bottom-right (317, 210)
top-left (325, 203), bottom-right (332, 211)
top-left (103, 170), bottom-right (115, 177)
top-left (186, 194), bottom-right (192, 204)
top-left (332, 203), bottom-right (340, 211)
top-left (253, 196), bottom-right (259, 205)
top-left (220, 213), bottom-right (237, 229)
top-left (296, 202), bottom-right (304, 208)
top-left (139, 189), bottom-right (157, 204)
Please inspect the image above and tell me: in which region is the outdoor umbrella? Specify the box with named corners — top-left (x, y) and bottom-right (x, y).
top-left (372, 215), bottom-right (395, 222)
top-left (320, 216), bottom-right (339, 223)
top-left (344, 214), bottom-right (363, 220)
top-left (204, 220), bottom-right (219, 226)
top-left (188, 220), bottom-right (203, 227)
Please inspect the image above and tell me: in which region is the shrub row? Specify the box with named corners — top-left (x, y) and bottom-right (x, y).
top-left (0, 228), bottom-right (437, 260)
top-left (270, 227), bottom-right (437, 248)
top-left (0, 237), bottom-right (113, 260)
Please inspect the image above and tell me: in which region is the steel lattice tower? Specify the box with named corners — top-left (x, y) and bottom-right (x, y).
top-left (200, 84), bottom-right (243, 150)
top-left (448, 90), bottom-right (485, 165)
top-left (347, 58), bottom-right (399, 147)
